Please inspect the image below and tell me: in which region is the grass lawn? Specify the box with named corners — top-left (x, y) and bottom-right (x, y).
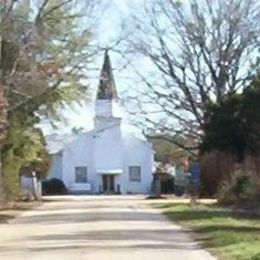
top-left (155, 202), bottom-right (260, 260)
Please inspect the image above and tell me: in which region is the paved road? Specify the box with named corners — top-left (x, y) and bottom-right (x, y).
top-left (0, 195), bottom-right (215, 260)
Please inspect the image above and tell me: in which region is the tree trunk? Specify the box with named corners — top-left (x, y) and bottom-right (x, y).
top-left (0, 149), bottom-right (4, 207)
top-left (0, 2), bottom-right (10, 205)
top-left (155, 178), bottom-right (161, 197)
top-left (31, 171), bottom-right (40, 200)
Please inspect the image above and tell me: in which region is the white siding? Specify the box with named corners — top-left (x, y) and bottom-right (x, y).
top-left (49, 101), bottom-right (154, 194)
top-left (62, 134), bottom-right (96, 192)
top-left (49, 153), bottom-right (62, 179)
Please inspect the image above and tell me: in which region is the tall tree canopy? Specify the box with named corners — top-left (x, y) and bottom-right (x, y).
top-left (0, 0), bottom-right (98, 199)
top-left (124, 0), bottom-right (260, 150)
top-left (201, 76), bottom-right (260, 161)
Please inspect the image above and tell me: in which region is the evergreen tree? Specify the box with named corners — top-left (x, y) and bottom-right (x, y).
top-left (201, 77), bottom-right (260, 161)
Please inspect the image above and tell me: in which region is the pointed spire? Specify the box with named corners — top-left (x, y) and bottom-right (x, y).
top-left (96, 50), bottom-right (118, 100)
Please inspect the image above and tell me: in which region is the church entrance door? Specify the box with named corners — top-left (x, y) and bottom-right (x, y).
top-left (102, 175), bottom-right (115, 193)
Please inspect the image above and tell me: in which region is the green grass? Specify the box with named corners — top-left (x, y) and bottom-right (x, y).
top-left (155, 202), bottom-right (260, 260)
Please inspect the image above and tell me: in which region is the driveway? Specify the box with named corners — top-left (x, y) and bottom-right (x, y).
top-left (0, 195), bottom-right (215, 260)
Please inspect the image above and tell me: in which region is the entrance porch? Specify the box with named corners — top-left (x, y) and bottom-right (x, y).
top-left (98, 169), bottom-right (122, 194)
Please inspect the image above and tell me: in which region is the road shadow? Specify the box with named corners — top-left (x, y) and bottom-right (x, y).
top-left (13, 211), bottom-right (163, 225)
top-left (0, 228), bottom-right (200, 253)
top-left (31, 228), bottom-right (192, 243)
top-left (0, 214), bottom-right (15, 224)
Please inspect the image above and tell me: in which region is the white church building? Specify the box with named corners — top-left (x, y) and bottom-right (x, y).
top-left (49, 51), bottom-right (154, 194)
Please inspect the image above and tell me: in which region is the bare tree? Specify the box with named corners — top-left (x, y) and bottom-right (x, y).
top-left (124, 0), bottom-right (260, 150)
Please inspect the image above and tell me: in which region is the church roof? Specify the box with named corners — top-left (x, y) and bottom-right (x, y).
top-left (96, 50), bottom-right (118, 100)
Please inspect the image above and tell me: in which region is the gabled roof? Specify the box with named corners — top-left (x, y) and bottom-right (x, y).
top-left (96, 50), bottom-right (118, 100)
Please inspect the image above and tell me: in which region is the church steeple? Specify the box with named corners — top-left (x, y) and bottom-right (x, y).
top-left (96, 50), bottom-right (118, 100)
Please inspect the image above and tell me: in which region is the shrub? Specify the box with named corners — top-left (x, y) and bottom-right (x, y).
top-left (200, 152), bottom-right (235, 197)
top-left (217, 169), bottom-right (260, 207)
top-left (200, 153), bottom-right (260, 198)
top-left (42, 178), bottom-right (68, 195)
top-left (251, 177), bottom-right (260, 202)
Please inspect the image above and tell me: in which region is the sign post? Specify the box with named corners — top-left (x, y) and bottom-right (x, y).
top-left (189, 162), bottom-right (201, 204)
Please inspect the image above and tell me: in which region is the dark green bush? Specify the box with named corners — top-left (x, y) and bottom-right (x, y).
top-left (232, 175), bottom-right (252, 200)
top-left (42, 178), bottom-right (68, 195)
top-left (217, 170), bottom-right (260, 206)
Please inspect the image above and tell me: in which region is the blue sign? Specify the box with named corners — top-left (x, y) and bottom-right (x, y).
top-left (189, 163), bottom-right (201, 183)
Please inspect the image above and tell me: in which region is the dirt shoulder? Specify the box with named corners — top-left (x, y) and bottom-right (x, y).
top-left (0, 201), bottom-right (42, 224)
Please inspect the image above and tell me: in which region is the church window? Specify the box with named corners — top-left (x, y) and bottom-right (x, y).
top-left (75, 167), bottom-right (88, 183)
top-left (129, 166), bottom-right (141, 182)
